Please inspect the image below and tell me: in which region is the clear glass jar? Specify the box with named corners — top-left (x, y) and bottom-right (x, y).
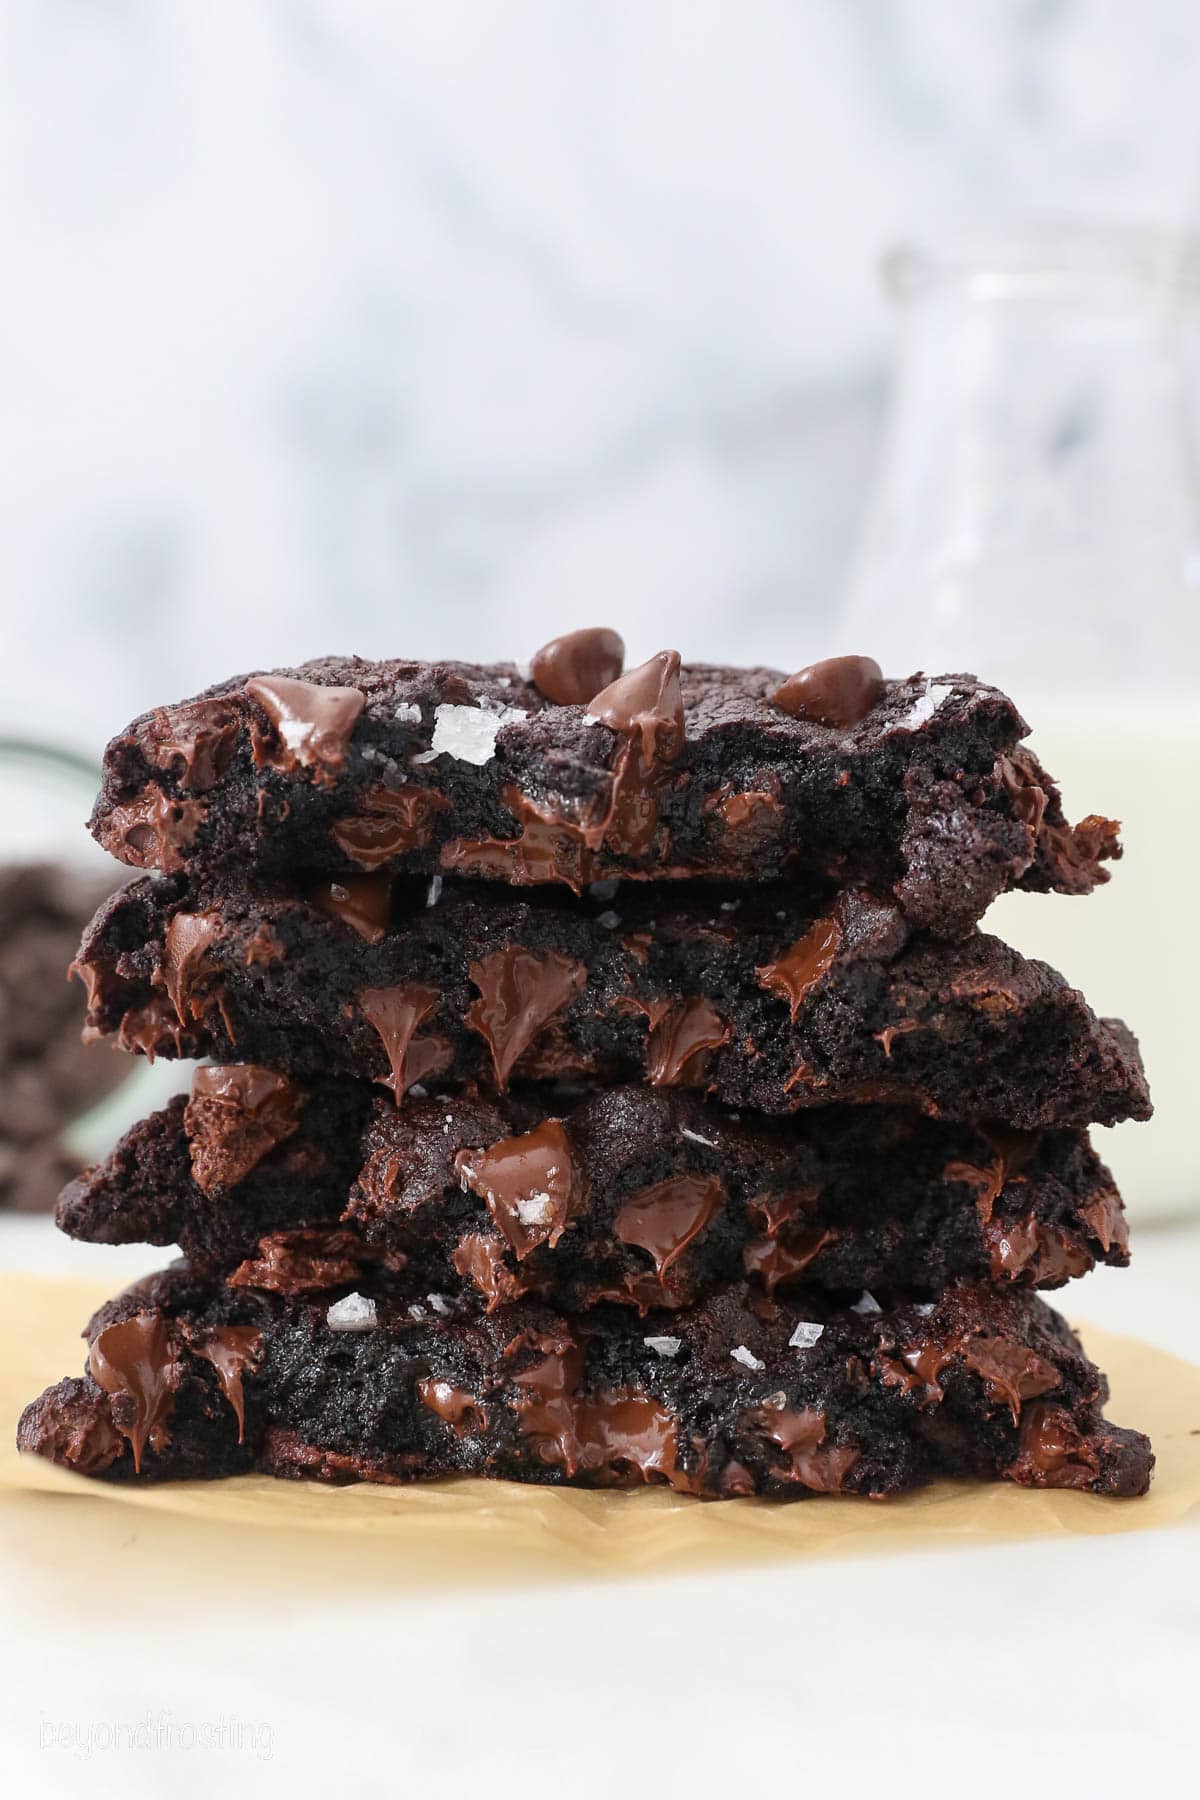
top-left (846, 229), bottom-right (1200, 1223)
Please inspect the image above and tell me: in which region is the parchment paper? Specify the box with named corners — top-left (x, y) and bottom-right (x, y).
top-left (4, 1274), bottom-right (1198, 1579)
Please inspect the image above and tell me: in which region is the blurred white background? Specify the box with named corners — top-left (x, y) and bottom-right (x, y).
top-left (5, 0), bottom-right (1200, 746)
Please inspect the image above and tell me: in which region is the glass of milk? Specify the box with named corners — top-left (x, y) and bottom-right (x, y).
top-left (845, 228), bottom-right (1200, 1222)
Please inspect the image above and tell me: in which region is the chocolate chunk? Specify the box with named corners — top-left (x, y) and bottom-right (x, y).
top-left (183, 1064), bottom-right (304, 1193)
top-left (771, 656), bottom-right (883, 728)
top-left (530, 628), bottom-right (625, 705)
top-left (747, 1401), bottom-right (859, 1492)
top-left (451, 1230), bottom-right (538, 1309)
top-left (228, 1227), bottom-right (383, 1295)
top-left (418, 1378), bottom-right (488, 1436)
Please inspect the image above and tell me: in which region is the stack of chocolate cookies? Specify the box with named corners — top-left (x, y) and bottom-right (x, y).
top-left (19, 637), bottom-right (1154, 1499)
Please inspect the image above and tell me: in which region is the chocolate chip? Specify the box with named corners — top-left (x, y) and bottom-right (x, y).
top-left (245, 675), bottom-right (365, 781)
top-left (771, 656), bottom-right (883, 728)
top-left (530, 628), bottom-right (625, 706)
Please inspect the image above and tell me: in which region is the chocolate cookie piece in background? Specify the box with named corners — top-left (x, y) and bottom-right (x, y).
top-left (57, 1072), bottom-right (1129, 1303)
top-left (17, 1264), bottom-right (1153, 1498)
top-left (87, 651), bottom-right (1119, 937)
top-left (55, 1074), bottom-right (373, 1268)
top-left (0, 863), bottom-right (128, 1210)
top-left (72, 873), bottom-right (1151, 1131)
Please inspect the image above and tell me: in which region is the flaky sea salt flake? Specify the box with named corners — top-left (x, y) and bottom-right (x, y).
top-left (644, 1336), bottom-right (682, 1358)
top-left (326, 1293), bottom-right (377, 1332)
top-left (731, 1344), bottom-right (765, 1372)
top-left (412, 702), bottom-right (527, 767)
top-left (515, 1193), bottom-right (555, 1226)
top-left (789, 1321), bottom-right (825, 1350)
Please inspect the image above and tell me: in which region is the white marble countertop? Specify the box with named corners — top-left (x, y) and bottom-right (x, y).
top-left (1, 1212), bottom-right (1196, 1799)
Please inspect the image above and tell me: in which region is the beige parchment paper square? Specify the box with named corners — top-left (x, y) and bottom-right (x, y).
top-left (4, 1274), bottom-right (1198, 1581)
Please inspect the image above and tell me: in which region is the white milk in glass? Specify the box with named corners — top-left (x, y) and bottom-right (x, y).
top-left (987, 710), bottom-right (1199, 1221)
top-left (845, 231), bottom-right (1200, 1221)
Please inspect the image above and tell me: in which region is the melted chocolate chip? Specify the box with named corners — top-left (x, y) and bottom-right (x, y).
top-left (440, 786), bottom-right (596, 891)
top-left (452, 1231), bottom-right (537, 1309)
top-left (742, 1224), bottom-right (834, 1296)
top-left (114, 994), bottom-right (190, 1061)
top-left (1080, 1191), bottom-right (1129, 1257)
top-left (996, 752), bottom-right (1050, 836)
top-left (309, 873), bottom-right (393, 943)
top-left (184, 1064), bottom-right (305, 1193)
top-left (162, 910), bottom-right (224, 1022)
top-left (99, 786), bottom-right (207, 873)
top-left (706, 786), bottom-right (786, 857)
top-left (148, 698), bottom-right (240, 792)
top-left (359, 984), bottom-right (451, 1096)
top-left (228, 1227), bottom-right (381, 1295)
top-left (771, 656), bottom-right (883, 728)
top-left (960, 1335), bottom-right (1060, 1425)
top-left (643, 996), bottom-right (730, 1087)
top-left (756, 914), bottom-right (841, 1018)
top-left (747, 1401), bottom-right (858, 1492)
top-left (613, 1174), bottom-right (723, 1280)
top-left (587, 651), bottom-right (685, 857)
top-left (331, 786), bottom-right (449, 870)
top-left (1011, 1402), bottom-right (1102, 1489)
top-left (530, 627), bottom-right (625, 705)
top-left (466, 948), bottom-right (587, 1088)
top-left (587, 651), bottom-right (684, 756)
top-left (245, 675), bottom-right (365, 781)
top-left (189, 1326), bottom-right (262, 1443)
top-left (87, 1314), bottom-right (178, 1473)
top-left (418, 1379), bottom-right (488, 1437)
top-left (456, 1119), bottom-right (587, 1260)
top-left (509, 1329), bottom-right (695, 1490)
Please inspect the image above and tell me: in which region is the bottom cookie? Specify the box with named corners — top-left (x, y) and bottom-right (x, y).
top-left (17, 1266), bottom-right (1152, 1500)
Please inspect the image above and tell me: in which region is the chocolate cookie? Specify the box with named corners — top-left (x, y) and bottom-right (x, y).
top-left (72, 874), bottom-right (1151, 1130)
top-left (17, 1264), bottom-right (1152, 1498)
top-left (87, 650), bottom-right (1119, 936)
top-left (57, 1076), bottom-right (1129, 1307)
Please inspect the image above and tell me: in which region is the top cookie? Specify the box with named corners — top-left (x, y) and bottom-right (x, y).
top-left (88, 636), bottom-right (1119, 936)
